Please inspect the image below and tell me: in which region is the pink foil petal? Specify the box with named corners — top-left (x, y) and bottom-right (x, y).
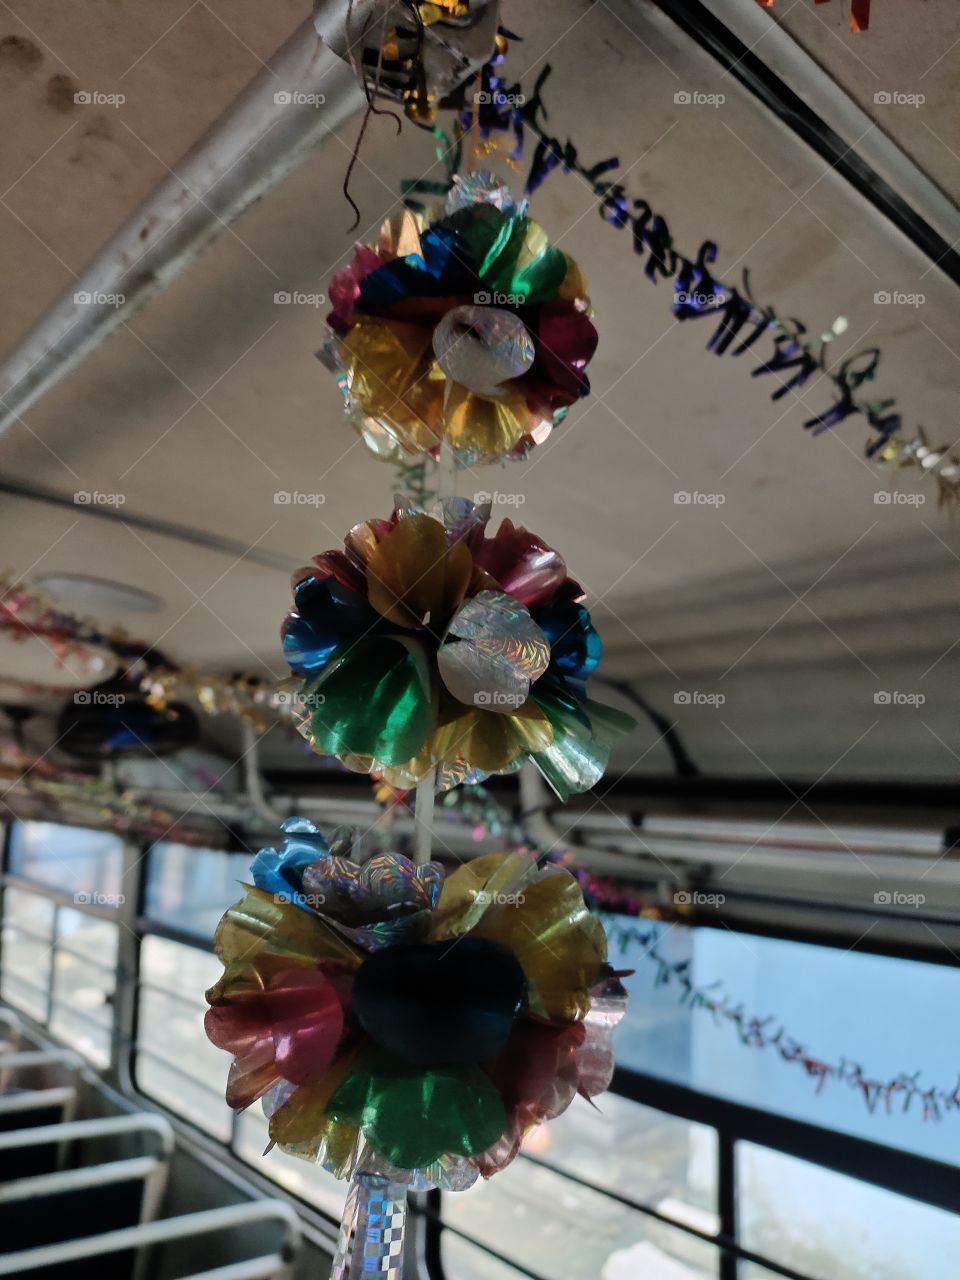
top-left (474, 519), bottom-right (569, 607)
top-left (267, 969), bottom-right (346, 1086)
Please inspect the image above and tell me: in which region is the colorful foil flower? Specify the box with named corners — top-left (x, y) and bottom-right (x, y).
top-left (319, 172), bottom-right (599, 463)
top-left (204, 818), bottom-right (628, 1187)
top-left (281, 498), bottom-right (634, 798)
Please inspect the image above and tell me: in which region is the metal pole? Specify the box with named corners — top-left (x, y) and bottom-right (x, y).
top-left (0, 4), bottom-right (370, 438)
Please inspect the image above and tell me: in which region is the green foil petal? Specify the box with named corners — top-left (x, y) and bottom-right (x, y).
top-left (307, 637), bottom-right (435, 767)
top-left (531, 690), bottom-right (635, 802)
top-left (329, 1063), bottom-right (506, 1170)
top-left (507, 245), bottom-right (569, 307)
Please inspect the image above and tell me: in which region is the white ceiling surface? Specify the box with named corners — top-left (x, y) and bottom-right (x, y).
top-left (0, 0), bottom-right (957, 782)
top-left (768, 0), bottom-right (960, 206)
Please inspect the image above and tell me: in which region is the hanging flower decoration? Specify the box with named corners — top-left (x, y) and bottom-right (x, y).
top-left (319, 172), bottom-right (598, 463)
top-left (205, 817), bottom-right (628, 1186)
top-left (280, 498), bottom-right (634, 798)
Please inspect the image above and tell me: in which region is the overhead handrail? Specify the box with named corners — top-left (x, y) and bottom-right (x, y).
top-left (0, 1201), bottom-right (301, 1278)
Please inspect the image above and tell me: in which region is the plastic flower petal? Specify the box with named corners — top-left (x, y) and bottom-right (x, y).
top-left (205, 839), bottom-right (628, 1187)
top-left (204, 965), bottom-right (348, 1108)
top-left (282, 501), bottom-right (634, 795)
top-left (320, 172), bottom-right (599, 463)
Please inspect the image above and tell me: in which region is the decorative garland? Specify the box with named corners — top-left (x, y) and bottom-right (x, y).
top-left (402, 62), bottom-right (958, 505)
top-left (431, 782), bottom-right (960, 1123)
top-left (607, 917), bottom-right (959, 1123)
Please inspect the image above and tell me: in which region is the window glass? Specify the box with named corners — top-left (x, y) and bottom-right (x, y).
top-left (135, 934), bottom-right (231, 1140)
top-left (49, 907), bottom-right (118, 1066)
top-left (145, 842), bottom-right (251, 940)
top-left (442, 1155), bottom-right (718, 1279)
top-left (234, 1108), bottom-right (347, 1220)
top-left (9, 821), bottom-right (124, 906)
top-left (0, 886), bottom-right (54, 1020)
top-left (441, 1235), bottom-right (536, 1280)
top-left (532, 1092), bottom-right (717, 1224)
top-left (738, 1144), bottom-right (960, 1280)
top-left (612, 917), bottom-right (960, 1164)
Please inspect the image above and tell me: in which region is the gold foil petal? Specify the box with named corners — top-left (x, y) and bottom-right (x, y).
top-left (430, 704), bottom-right (554, 775)
top-left (378, 209), bottom-right (423, 259)
top-left (207, 885), bottom-right (362, 1002)
top-left (430, 851), bottom-right (541, 940)
top-left (367, 515), bottom-right (472, 630)
top-left (444, 382), bottom-right (534, 457)
top-left (341, 318), bottom-right (445, 453)
top-left (471, 870), bottom-right (607, 1022)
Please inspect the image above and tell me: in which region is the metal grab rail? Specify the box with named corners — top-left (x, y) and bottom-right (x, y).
top-left (0, 1112), bottom-right (174, 1158)
top-left (0, 1153), bottom-right (166, 1216)
top-left (0, 1201), bottom-right (301, 1279)
top-left (0, 1049), bottom-right (82, 1092)
top-left (0, 1086), bottom-right (77, 1124)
